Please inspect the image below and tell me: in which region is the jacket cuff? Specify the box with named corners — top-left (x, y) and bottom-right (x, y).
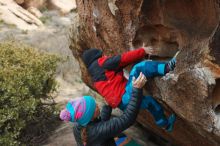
top-left (138, 47), bottom-right (147, 55)
top-left (158, 64), bottom-right (165, 75)
top-left (132, 87), bottom-right (143, 94)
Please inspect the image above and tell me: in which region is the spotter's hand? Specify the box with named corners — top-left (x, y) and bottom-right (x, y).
top-left (132, 72), bottom-right (147, 89)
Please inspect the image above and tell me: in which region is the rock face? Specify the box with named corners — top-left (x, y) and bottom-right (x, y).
top-left (70, 0), bottom-right (220, 145)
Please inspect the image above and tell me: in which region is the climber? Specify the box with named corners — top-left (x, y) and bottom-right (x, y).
top-left (82, 46), bottom-right (177, 132)
top-left (60, 72), bottom-right (147, 146)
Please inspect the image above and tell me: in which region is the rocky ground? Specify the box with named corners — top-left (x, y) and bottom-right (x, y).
top-left (0, 5), bottom-right (166, 145)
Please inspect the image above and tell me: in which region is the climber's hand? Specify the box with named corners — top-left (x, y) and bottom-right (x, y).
top-left (132, 72), bottom-right (147, 89)
top-left (143, 46), bottom-right (154, 55)
top-left (142, 43), bottom-right (158, 55)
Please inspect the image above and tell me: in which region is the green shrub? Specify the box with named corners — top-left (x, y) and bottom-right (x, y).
top-left (0, 41), bottom-right (60, 146)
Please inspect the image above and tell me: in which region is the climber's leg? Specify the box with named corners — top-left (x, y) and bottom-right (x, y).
top-left (129, 59), bottom-right (176, 79)
top-left (141, 95), bottom-right (168, 127)
top-left (119, 75), bottom-right (176, 132)
top-left (129, 61), bottom-right (166, 78)
top-left (119, 77), bottom-right (168, 127)
top-left (141, 95), bottom-right (176, 132)
top-left (119, 91), bottom-right (176, 131)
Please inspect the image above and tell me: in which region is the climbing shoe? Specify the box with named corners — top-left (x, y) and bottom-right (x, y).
top-left (165, 58), bottom-right (176, 73)
top-left (166, 114), bottom-right (176, 132)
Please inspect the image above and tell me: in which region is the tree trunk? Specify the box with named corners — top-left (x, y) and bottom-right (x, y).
top-left (70, 0), bottom-right (220, 145)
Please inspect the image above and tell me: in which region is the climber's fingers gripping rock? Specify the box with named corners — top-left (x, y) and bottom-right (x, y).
top-left (143, 46), bottom-right (154, 55)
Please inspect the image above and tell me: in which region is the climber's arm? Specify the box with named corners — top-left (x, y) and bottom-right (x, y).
top-left (98, 48), bottom-right (150, 70)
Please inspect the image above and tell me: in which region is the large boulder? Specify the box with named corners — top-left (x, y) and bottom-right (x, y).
top-left (70, 0), bottom-right (220, 145)
top-left (0, 0), bottom-right (43, 30)
top-left (14, 0), bottom-right (46, 9)
top-left (14, 0), bottom-right (45, 18)
top-left (15, 0), bottom-right (77, 15)
top-left (48, 0), bottom-right (77, 14)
